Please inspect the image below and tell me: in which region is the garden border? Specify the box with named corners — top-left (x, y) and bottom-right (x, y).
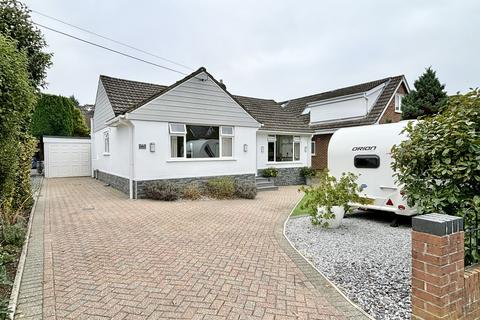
top-left (278, 196), bottom-right (373, 319)
top-left (7, 177), bottom-right (43, 319)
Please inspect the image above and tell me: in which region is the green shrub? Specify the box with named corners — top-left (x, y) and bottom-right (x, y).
top-left (262, 168), bottom-right (278, 178)
top-left (300, 167), bottom-right (316, 178)
top-left (206, 177), bottom-right (235, 199)
top-left (143, 181), bottom-right (179, 201)
top-left (0, 34), bottom-right (36, 223)
top-left (0, 299), bottom-right (9, 319)
top-left (391, 89), bottom-right (480, 265)
top-left (182, 184), bottom-right (202, 200)
top-left (2, 223), bottom-right (26, 247)
top-left (235, 182), bottom-right (257, 199)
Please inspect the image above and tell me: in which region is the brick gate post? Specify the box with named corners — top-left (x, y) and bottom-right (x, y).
top-left (411, 213), bottom-right (464, 320)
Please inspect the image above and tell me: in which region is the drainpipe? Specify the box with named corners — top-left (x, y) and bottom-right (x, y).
top-left (90, 118), bottom-right (94, 178)
top-left (126, 120), bottom-right (135, 200)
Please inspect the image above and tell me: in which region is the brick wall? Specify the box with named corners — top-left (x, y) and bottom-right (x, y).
top-left (411, 213), bottom-right (480, 320)
top-left (379, 82), bottom-right (407, 124)
top-left (311, 134), bottom-right (332, 170)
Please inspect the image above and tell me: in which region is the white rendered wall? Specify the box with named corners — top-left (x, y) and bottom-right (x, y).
top-left (131, 120), bottom-right (257, 181)
top-left (92, 125), bottom-right (130, 178)
top-left (256, 131), bottom-right (312, 170)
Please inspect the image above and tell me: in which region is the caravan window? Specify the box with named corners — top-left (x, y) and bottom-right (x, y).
top-left (354, 155), bottom-right (380, 168)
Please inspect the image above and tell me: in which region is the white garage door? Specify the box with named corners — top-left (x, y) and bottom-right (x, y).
top-left (44, 137), bottom-right (91, 178)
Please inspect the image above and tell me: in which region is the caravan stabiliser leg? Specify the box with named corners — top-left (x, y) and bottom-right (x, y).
top-left (390, 217), bottom-right (399, 227)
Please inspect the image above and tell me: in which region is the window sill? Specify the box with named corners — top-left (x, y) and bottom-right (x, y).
top-left (394, 110), bottom-right (402, 114)
top-left (266, 161), bottom-right (303, 164)
top-left (167, 158), bottom-right (237, 163)
top-left (103, 152), bottom-right (111, 156)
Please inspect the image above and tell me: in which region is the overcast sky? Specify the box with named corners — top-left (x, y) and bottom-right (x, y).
top-left (24, 0), bottom-right (480, 105)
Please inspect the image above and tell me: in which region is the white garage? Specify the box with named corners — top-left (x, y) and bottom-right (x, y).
top-left (43, 136), bottom-right (91, 178)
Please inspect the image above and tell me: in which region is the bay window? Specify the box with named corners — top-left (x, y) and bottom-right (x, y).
top-left (267, 135), bottom-right (301, 162)
top-left (169, 123), bottom-right (234, 159)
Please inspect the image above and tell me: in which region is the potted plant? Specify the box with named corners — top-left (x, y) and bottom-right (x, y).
top-left (300, 170), bottom-right (366, 228)
top-left (300, 167), bottom-right (317, 185)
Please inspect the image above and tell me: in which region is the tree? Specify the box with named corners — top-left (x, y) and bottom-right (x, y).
top-left (31, 94), bottom-right (74, 138)
top-left (31, 93), bottom-right (90, 138)
top-left (0, 0), bottom-right (52, 88)
top-left (0, 34), bottom-right (36, 220)
top-left (71, 98), bottom-right (90, 137)
top-left (392, 90), bottom-right (480, 262)
top-left (401, 67), bottom-right (448, 120)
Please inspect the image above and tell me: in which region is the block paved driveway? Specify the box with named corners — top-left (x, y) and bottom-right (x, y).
top-left (16, 178), bottom-right (367, 320)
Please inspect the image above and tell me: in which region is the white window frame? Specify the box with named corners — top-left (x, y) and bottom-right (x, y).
top-left (169, 123), bottom-right (187, 134)
top-left (168, 123), bottom-right (235, 160)
top-left (170, 135), bottom-right (185, 158)
top-left (267, 135), bottom-right (301, 163)
top-left (220, 126), bottom-right (234, 158)
top-left (103, 131), bottom-right (110, 155)
top-left (395, 94), bottom-right (404, 113)
top-left (311, 140), bottom-right (316, 156)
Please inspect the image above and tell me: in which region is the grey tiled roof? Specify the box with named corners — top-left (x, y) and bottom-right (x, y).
top-left (282, 76), bottom-right (404, 130)
top-left (98, 70), bottom-right (404, 133)
top-left (100, 75), bottom-right (167, 116)
top-left (233, 96), bottom-right (313, 133)
top-left (98, 70), bottom-right (311, 133)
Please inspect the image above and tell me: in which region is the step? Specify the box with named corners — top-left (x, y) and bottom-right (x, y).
top-left (256, 180), bottom-right (275, 187)
top-left (255, 177), bottom-right (272, 183)
top-left (257, 185), bottom-right (279, 192)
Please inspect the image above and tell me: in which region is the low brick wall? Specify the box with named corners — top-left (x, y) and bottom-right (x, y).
top-left (411, 213), bottom-right (480, 320)
top-left (135, 174), bottom-right (255, 199)
top-left (259, 167), bottom-right (305, 186)
top-left (95, 170), bottom-right (129, 195)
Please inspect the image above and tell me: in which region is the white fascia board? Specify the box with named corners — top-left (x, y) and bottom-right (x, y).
top-left (310, 115), bottom-right (366, 126)
top-left (43, 136), bottom-right (91, 144)
top-left (306, 82), bottom-right (388, 109)
top-left (306, 92), bottom-right (365, 108)
top-left (260, 129), bottom-right (313, 136)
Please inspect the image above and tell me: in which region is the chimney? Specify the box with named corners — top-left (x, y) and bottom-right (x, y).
top-left (219, 79), bottom-right (227, 90)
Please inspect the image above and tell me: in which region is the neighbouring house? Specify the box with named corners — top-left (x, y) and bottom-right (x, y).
top-left (282, 76), bottom-right (410, 170)
top-left (92, 67), bottom-right (313, 198)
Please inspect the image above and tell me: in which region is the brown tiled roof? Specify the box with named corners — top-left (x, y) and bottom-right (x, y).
top-left (282, 76), bottom-right (404, 128)
top-left (100, 75), bottom-right (167, 116)
top-left (233, 96), bottom-right (313, 133)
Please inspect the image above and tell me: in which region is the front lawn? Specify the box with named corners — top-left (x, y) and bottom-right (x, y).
top-left (291, 193), bottom-right (312, 217)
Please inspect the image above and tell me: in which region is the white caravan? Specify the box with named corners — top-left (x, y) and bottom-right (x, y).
top-left (328, 121), bottom-right (416, 216)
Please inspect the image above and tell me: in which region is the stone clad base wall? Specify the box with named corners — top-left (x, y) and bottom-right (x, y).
top-left (134, 174), bottom-right (256, 199)
top-left (259, 167), bottom-right (305, 186)
top-left (95, 170), bottom-right (129, 195)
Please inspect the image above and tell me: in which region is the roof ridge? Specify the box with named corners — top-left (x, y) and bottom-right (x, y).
top-left (99, 74), bottom-right (167, 87)
top-left (233, 94), bottom-right (279, 102)
top-left (282, 75), bottom-right (401, 103)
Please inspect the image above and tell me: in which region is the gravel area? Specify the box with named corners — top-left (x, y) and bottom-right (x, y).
top-left (31, 174), bottom-right (43, 195)
top-left (285, 211), bottom-right (412, 320)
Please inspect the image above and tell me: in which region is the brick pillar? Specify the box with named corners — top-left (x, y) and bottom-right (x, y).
top-left (411, 213), bottom-right (465, 319)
